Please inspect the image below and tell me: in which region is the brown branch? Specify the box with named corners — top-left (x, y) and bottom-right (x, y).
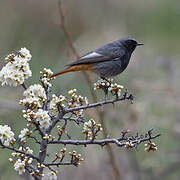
top-left (58, 0), bottom-right (79, 58)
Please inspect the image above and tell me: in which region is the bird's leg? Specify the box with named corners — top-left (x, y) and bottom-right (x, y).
top-left (101, 77), bottom-right (111, 84)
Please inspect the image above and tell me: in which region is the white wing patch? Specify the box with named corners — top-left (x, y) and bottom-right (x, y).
top-left (80, 52), bottom-right (102, 60)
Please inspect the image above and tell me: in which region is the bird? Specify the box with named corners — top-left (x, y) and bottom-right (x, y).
top-left (51, 37), bottom-right (143, 79)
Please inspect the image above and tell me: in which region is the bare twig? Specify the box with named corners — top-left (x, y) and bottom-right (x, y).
top-left (48, 131), bottom-right (160, 146)
top-left (63, 115), bottom-right (85, 124)
top-left (0, 142), bottom-right (40, 161)
top-left (29, 136), bottom-right (41, 144)
top-left (44, 161), bottom-right (76, 167)
top-left (64, 92), bottom-right (133, 113)
top-left (21, 82), bottom-right (27, 90)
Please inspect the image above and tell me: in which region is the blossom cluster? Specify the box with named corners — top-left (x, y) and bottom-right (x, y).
top-left (19, 128), bottom-right (32, 142)
top-left (40, 68), bottom-right (54, 87)
top-left (69, 150), bottom-right (84, 166)
top-left (22, 108), bottom-right (51, 130)
top-left (124, 141), bottom-right (135, 149)
top-left (0, 125), bottom-right (15, 146)
top-left (9, 147), bottom-right (33, 175)
top-left (67, 89), bottom-right (88, 116)
top-left (36, 109), bottom-right (51, 129)
top-left (108, 83), bottom-right (124, 97)
top-left (20, 84), bottom-right (47, 108)
top-left (94, 79), bottom-right (124, 98)
top-left (0, 48), bottom-right (32, 86)
top-left (57, 125), bottom-right (67, 137)
top-left (22, 109), bottom-right (37, 124)
top-left (53, 147), bottom-right (83, 167)
top-left (144, 142), bottom-right (158, 152)
top-left (82, 119), bottom-right (103, 139)
top-left (68, 89), bottom-right (88, 105)
top-left (50, 89), bottom-right (88, 116)
top-left (94, 78), bottom-right (113, 90)
top-left (50, 94), bottom-right (66, 112)
top-left (13, 159), bottom-right (26, 175)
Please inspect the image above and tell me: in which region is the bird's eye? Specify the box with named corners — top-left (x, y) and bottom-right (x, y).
top-left (127, 40), bottom-right (132, 44)
top-left (127, 40), bottom-right (136, 45)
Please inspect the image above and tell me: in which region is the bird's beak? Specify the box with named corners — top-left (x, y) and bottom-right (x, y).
top-left (136, 42), bottom-right (144, 46)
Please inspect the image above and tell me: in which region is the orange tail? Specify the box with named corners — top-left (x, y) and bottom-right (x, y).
top-left (51, 64), bottom-right (94, 78)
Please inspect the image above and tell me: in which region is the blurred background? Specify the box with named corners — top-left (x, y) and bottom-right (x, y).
top-left (0, 0), bottom-right (180, 179)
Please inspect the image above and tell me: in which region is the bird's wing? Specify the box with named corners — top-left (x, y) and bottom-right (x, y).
top-left (66, 45), bottom-right (125, 67)
top-left (66, 52), bottom-right (110, 66)
top-left (67, 43), bottom-right (125, 66)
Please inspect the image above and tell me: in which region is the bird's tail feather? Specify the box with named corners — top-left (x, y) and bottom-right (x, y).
top-left (51, 67), bottom-right (73, 78)
top-left (51, 64), bottom-right (94, 78)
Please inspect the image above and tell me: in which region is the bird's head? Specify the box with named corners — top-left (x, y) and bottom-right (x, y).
top-left (120, 37), bottom-right (144, 53)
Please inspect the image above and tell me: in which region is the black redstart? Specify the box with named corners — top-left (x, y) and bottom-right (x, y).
top-left (51, 37), bottom-right (143, 79)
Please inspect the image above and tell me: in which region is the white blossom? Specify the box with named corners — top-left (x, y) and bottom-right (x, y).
top-left (0, 125), bottom-right (15, 146)
top-left (22, 109), bottom-right (37, 123)
top-left (83, 119), bottom-right (96, 131)
top-left (26, 147), bottom-right (33, 154)
top-left (27, 158), bottom-right (33, 164)
top-left (20, 97), bottom-right (40, 108)
top-left (20, 84), bottom-right (46, 108)
top-left (41, 77), bottom-right (52, 87)
top-left (36, 109), bottom-right (51, 129)
top-left (47, 171), bottom-right (57, 180)
top-left (42, 68), bottom-right (53, 77)
top-left (14, 159), bottom-right (25, 175)
top-left (94, 79), bottom-right (113, 90)
top-left (50, 94), bottom-right (66, 111)
top-left (0, 48), bottom-right (32, 86)
top-left (68, 89), bottom-right (77, 96)
top-left (18, 128), bottom-right (31, 141)
top-left (19, 47), bottom-right (32, 61)
top-left (40, 68), bottom-right (54, 87)
top-left (19, 146), bottom-right (33, 154)
top-left (108, 83), bottom-right (124, 97)
top-left (24, 84), bottom-right (46, 100)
